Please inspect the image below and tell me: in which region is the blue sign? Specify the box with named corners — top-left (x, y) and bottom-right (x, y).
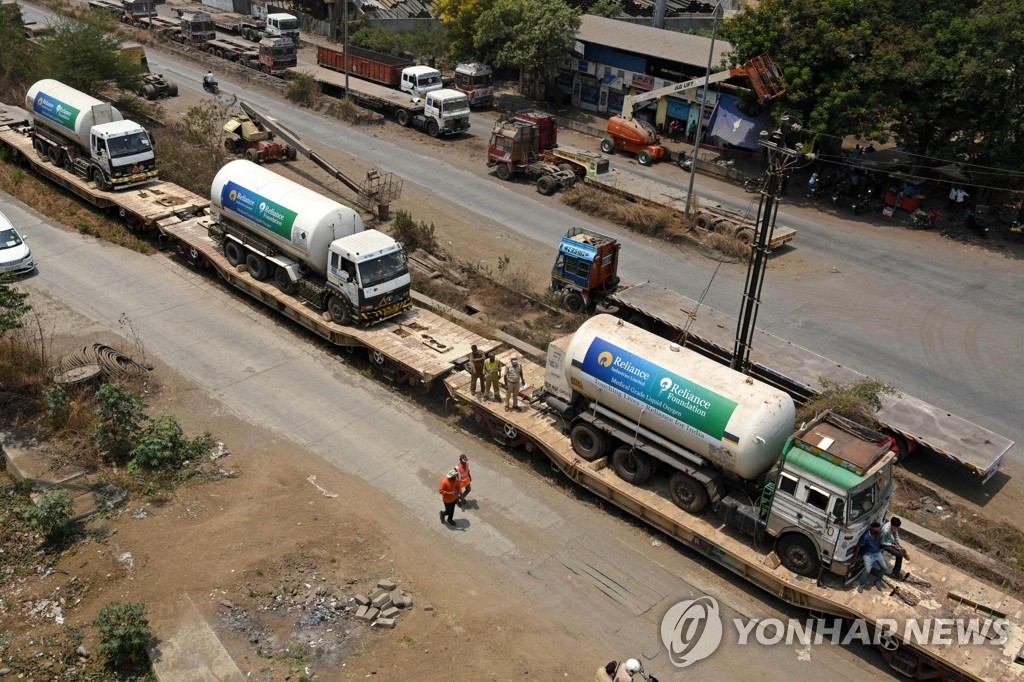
top-left (559, 237), bottom-right (598, 261)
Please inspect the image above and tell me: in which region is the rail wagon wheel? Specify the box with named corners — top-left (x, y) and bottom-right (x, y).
top-left (370, 350), bottom-right (387, 366)
top-left (503, 423), bottom-right (519, 441)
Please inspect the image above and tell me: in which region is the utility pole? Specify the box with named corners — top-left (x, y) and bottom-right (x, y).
top-left (342, 0), bottom-right (349, 99)
top-left (684, 12), bottom-right (719, 218)
top-left (731, 116), bottom-right (808, 373)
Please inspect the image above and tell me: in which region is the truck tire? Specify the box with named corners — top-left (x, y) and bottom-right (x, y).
top-left (600, 138), bottom-right (615, 154)
top-left (637, 150), bottom-right (653, 166)
top-left (396, 109), bottom-right (410, 127)
top-left (61, 151), bottom-right (73, 171)
top-left (224, 240), bottom-right (244, 266)
top-left (245, 148), bottom-right (261, 164)
top-left (274, 266), bottom-right (297, 294)
top-left (246, 253), bottom-right (269, 281)
top-left (327, 295), bottom-right (351, 325)
top-left (495, 164), bottom-right (512, 181)
top-left (91, 167), bottom-right (109, 192)
top-left (734, 228), bottom-right (756, 245)
top-left (693, 214), bottom-right (714, 232)
top-left (225, 138), bottom-right (239, 153)
top-left (536, 175), bottom-right (557, 196)
top-left (47, 145), bottom-right (60, 166)
top-left (564, 290), bottom-right (586, 314)
top-left (286, 147), bottom-right (297, 161)
top-left (558, 163), bottom-right (576, 175)
top-left (611, 445), bottom-right (654, 485)
top-left (668, 472), bottom-right (709, 513)
top-left (426, 119), bottom-right (440, 137)
top-left (168, 81), bottom-right (179, 97)
top-left (570, 423), bottom-right (607, 462)
top-left (776, 534), bottom-right (821, 578)
top-left (143, 84), bottom-right (157, 100)
top-left (33, 139), bottom-right (45, 158)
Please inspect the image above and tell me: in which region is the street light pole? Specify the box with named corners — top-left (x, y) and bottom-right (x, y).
top-left (342, 0), bottom-right (349, 99)
top-left (684, 15), bottom-right (718, 218)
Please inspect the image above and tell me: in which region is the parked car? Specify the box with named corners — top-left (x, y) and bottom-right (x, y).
top-left (0, 211), bottom-right (35, 276)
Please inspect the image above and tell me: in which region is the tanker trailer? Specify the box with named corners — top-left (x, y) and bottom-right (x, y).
top-left (210, 160), bottom-right (412, 326)
top-left (545, 314), bottom-right (896, 578)
top-left (26, 79), bottom-right (158, 191)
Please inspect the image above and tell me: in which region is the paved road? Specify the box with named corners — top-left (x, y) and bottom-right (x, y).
top-left (2, 190), bottom-right (892, 680)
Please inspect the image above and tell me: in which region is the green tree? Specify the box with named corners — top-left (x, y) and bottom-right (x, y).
top-left (93, 601), bottom-right (152, 671)
top-left (0, 2), bottom-right (37, 83)
top-left (0, 276), bottom-right (31, 336)
top-left (587, 0), bottom-right (624, 18)
top-left (95, 383), bottom-right (147, 464)
top-left (437, 0), bottom-right (494, 62)
top-left (474, 0), bottom-right (580, 79)
top-left (39, 14), bottom-right (139, 95)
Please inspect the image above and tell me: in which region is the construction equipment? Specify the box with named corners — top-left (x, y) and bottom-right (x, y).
top-left (602, 55), bottom-right (785, 165)
top-left (118, 42), bottom-right (178, 100)
top-left (223, 109), bottom-right (296, 164)
top-left (237, 101), bottom-right (402, 219)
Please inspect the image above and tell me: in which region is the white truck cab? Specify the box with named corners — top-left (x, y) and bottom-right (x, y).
top-left (264, 13), bottom-right (299, 44)
top-left (89, 119), bottom-right (157, 188)
top-left (327, 230), bottom-right (412, 324)
top-left (400, 65), bottom-right (443, 98)
top-left (421, 88), bottom-right (470, 136)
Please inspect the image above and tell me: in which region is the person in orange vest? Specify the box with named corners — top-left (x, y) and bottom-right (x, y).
top-left (439, 469), bottom-right (462, 526)
top-left (456, 454), bottom-right (472, 506)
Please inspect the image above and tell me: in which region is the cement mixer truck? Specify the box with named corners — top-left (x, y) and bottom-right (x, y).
top-left (26, 79), bottom-right (158, 191)
top-left (210, 160), bottom-right (412, 326)
top-left (544, 315), bottom-right (896, 578)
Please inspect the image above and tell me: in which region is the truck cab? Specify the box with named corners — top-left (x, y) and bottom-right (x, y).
top-left (327, 230), bottom-right (412, 325)
top-left (760, 413), bottom-right (895, 579)
top-left (120, 0), bottom-right (155, 24)
top-left (89, 119), bottom-right (158, 189)
top-left (179, 11), bottom-right (216, 46)
top-left (453, 62), bottom-right (493, 107)
top-left (549, 227), bottom-right (620, 313)
top-left (401, 65), bottom-right (443, 98)
top-left (264, 13), bottom-right (299, 45)
top-left (258, 37), bottom-right (296, 75)
top-left (422, 89), bottom-right (470, 136)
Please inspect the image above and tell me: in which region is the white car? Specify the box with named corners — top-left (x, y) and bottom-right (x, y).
top-left (0, 210), bottom-right (35, 276)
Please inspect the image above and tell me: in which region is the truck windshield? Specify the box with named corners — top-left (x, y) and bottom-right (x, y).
top-left (442, 99), bottom-right (469, 115)
top-left (847, 462), bottom-right (892, 522)
top-left (358, 251), bottom-right (408, 289)
top-left (419, 74), bottom-right (442, 87)
top-left (106, 132), bottom-right (152, 159)
top-left (277, 18), bottom-right (298, 29)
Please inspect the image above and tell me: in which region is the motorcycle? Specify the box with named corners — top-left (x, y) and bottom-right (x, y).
top-left (202, 78), bottom-right (220, 95)
top-left (851, 187), bottom-right (874, 214)
top-left (744, 173), bottom-right (768, 193)
top-left (911, 209), bottom-right (942, 230)
top-left (963, 210), bottom-right (989, 238)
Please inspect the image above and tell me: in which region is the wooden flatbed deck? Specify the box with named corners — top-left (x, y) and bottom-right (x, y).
top-left (444, 351), bottom-right (1024, 682)
top-left (289, 65), bottom-right (423, 112)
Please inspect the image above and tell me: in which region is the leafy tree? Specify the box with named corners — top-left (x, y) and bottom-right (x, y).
top-left (39, 14), bottom-right (139, 95)
top-left (0, 2), bottom-right (37, 84)
top-left (93, 601), bottom-right (152, 671)
top-left (21, 487), bottom-right (74, 542)
top-left (474, 0), bottom-right (580, 79)
top-left (95, 383), bottom-right (147, 464)
top-left (437, 0), bottom-right (494, 62)
top-left (0, 276), bottom-right (31, 336)
top-left (587, 0), bottom-right (624, 18)
top-left (350, 26), bottom-right (448, 63)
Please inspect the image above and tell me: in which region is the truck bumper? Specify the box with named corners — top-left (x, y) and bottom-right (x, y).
top-left (360, 298), bottom-right (413, 326)
top-left (112, 170), bottom-right (159, 189)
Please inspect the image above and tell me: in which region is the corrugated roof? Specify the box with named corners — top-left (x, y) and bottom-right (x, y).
top-left (578, 15), bottom-right (732, 70)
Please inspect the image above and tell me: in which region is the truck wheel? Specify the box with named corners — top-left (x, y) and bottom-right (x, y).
top-left (536, 175), bottom-right (557, 196)
top-left (426, 120), bottom-right (440, 137)
top-left (33, 139), bottom-right (46, 158)
top-left (246, 253), bottom-right (269, 280)
top-left (734, 228), bottom-right (756, 245)
top-left (91, 167), bottom-right (109, 192)
top-left (600, 138), bottom-right (615, 154)
top-left (668, 472), bottom-right (709, 513)
top-left (495, 164), bottom-right (512, 181)
top-left (328, 295), bottom-right (351, 325)
top-left (274, 266), bottom-right (297, 294)
top-left (693, 214), bottom-right (714, 232)
top-left (558, 163), bottom-right (576, 175)
top-left (611, 446), bottom-right (654, 485)
top-left (286, 147), bottom-right (297, 161)
top-left (224, 138), bottom-right (238, 153)
top-left (168, 81), bottom-right (179, 97)
top-left (47, 145), bottom-right (60, 166)
top-left (396, 110), bottom-right (410, 127)
top-left (245, 148), bottom-right (262, 164)
top-left (143, 84), bottom-right (157, 100)
top-left (637, 150), bottom-right (653, 166)
top-left (570, 423), bottom-right (607, 462)
top-left (564, 290), bottom-right (586, 314)
top-left (223, 240), bottom-right (244, 266)
top-left (777, 534), bottom-right (821, 578)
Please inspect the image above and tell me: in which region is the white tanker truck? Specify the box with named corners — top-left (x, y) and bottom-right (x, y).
top-left (545, 315), bottom-right (896, 578)
top-left (210, 160), bottom-right (411, 326)
top-left (26, 79), bottom-right (158, 191)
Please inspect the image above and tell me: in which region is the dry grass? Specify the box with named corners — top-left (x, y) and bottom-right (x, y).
top-left (702, 232), bottom-right (752, 260)
top-left (152, 101), bottom-right (233, 198)
top-left (561, 184), bottom-right (680, 236)
top-left (0, 318), bottom-right (50, 423)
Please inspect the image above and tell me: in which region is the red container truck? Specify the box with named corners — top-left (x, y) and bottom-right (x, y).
top-left (316, 45), bottom-right (415, 89)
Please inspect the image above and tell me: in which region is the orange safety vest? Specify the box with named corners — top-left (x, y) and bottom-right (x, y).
top-left (439, 477), bottom-right (461, 503)
top-left (456, 461), bottom-right (471, 485)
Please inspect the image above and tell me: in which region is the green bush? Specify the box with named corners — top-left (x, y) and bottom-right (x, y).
top-left (45, 383), bottom-right (71, 429)
top-left (95, 383), bottom-right (147, 464)
top-left (21, 486), bottom-right (74, 541)
top-left (391, 210), bottom-right (437, 254)
top-left (131, 415), bottom-right (214, 471)
top-left (93, 601), bottom-right (151, 671)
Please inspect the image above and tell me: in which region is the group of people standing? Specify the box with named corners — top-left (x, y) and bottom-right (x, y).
top-left (469, 344), bottom-right (524, 412)
top-left (438, 453), bottom-right (473, 526)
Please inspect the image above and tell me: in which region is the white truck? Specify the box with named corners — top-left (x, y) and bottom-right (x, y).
top-left (25, 79), bottom-right (157, 191)
top-left (399, 64), bottom-right (443, 98)
top-left (545, 314), bottom-right (896, 578)
top-left (210, 160), bottom-right (411, 325)
top-left (264, 13), bottom-right (299, 45)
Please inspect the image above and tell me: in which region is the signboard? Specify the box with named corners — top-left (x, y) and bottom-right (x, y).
top-left (631, 74), bottom-right (655, 91)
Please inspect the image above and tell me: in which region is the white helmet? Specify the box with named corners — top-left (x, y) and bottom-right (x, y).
top-left (624, 659), bottom-right (642, 674)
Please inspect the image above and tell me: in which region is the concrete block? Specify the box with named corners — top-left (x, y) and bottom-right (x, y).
top-left (355, 607), bottom-right (378, 622)
top-left (374, 617), bottom-right (396, 629)
top-left (353, 593), bottom-right (370, 606)
top-left (369, 588), bottom-right (388, 601)
top-left (377, 579), bottom-right (397, 591)
top-left (389, 589), bottom-right (402, 604)
top-left (371, 593), bottom-right (392, 610)
top-left (380, 606), bottom-right (400, 619)
top-left (355, 606), bottom-right (369, 621)
top-left (399, 593), bottom-right (413, 608)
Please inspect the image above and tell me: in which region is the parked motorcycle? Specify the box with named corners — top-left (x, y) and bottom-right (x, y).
top-left (202, 78), bottom-right (220, 95)
top-left (911, 209), bottom-right (942, 230)
top-left (963, 209), bottom-right (989, 238)
top-left (851, 187), bottom-right (874, 214)
top-left (744, 173), bottom-right (768, 193)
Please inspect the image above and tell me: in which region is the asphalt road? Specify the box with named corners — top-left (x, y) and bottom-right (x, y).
top-left (2, 190), bottom-right (892, 680)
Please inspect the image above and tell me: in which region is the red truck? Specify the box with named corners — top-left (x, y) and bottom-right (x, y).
top-left (316, 45), bottom-right (414, 89)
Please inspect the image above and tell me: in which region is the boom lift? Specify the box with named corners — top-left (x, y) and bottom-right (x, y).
top-left (601, 54), bottom-right (785, 166)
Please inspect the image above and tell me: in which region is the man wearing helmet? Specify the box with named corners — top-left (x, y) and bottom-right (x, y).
top-left (456, 454), bottom-right (472, 506)
top-left (438, 469), bottom-right (462, 527)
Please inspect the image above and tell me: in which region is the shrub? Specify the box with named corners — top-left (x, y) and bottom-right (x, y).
top-left (93, 601), bottom-right (152, 671)
top-left (391, 210), bottom-right (437, 254)
top-left (21, 486), bottom-right (74, 541)
top-left (286, 72), bottom-right (316, 107)
top-left (45, 383), bottom-right (71, 429)
top-left (131, 415), bottom-right (214, 471)
top-left (95, 383), bottom-right (147, 464)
